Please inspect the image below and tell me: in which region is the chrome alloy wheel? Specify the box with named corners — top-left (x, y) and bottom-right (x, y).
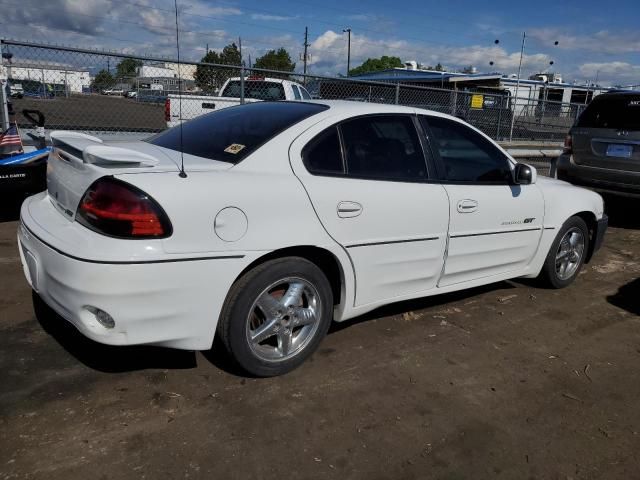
top-left (246, 277), bottom-right (322, 362)
top-left (555, 227), bottom-right (585, 281)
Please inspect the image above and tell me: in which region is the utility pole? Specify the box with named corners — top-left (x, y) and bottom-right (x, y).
top-left (509, 31), bottom-right (526, 142)
top-left (303, 26), bottom-right (310, 76)
top-left (0, 52), bottom-right (12, 130)
top-left (239, 36), bottom-right (244, 105)
top-left (343, 28), bottom-right (351, 76)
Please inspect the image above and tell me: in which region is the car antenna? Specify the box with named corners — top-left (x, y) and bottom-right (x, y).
top-left (174, 0), bottom-right (187, 178)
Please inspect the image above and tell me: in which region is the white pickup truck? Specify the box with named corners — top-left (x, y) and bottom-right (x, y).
top-left (165, 77), bottom-right (312, 128)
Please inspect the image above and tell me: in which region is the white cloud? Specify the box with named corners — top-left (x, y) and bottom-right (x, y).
top-left (528, 28), bottom-right (640, 54)
top-left (250, 14), bottom-right (297, 21)
top-left (309, 30), bottom-right (407, 73)
top-left (579, 62), bottom-right (640, 85)
top-left (307, 30), bottom-right (552, 76)
top-left (180, 4), bottom-right (242, 18)
top-left (139, 9), bottom-right (174, 35)
top-left (4, 0), bottom-right (111, 35)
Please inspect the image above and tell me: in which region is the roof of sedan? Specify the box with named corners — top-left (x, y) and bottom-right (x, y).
top-left (294, 99), bottom-right (465, 125)
top-left (303, 99), bottom-right (420, 114)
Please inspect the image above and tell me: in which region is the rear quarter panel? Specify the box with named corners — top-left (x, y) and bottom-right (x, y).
top-left (116, 134), bottom-right (356, 317)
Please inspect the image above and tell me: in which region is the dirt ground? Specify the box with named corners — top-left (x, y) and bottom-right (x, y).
top-left (1, 194), bottom-right (639, 480)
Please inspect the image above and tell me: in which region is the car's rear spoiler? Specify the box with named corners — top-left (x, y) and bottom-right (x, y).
top-left (50, 131), bottom-right (159, 167)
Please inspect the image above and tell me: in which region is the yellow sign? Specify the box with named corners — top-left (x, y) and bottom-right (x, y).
top-left (471, 94), bottom-right (484, 109)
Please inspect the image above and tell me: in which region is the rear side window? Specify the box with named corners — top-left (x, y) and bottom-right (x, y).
top-left (303, 127), bottom-right (344, 175)
top-left (340, 115), bottom-right (428, 181)
top-left (148, 102), bottom-right (328, 163)
top-left (423, 116), bottom-right (512, 183)
top-left (577, 94), bottom-right (640, 131)
top-left (292, 85), bottom-right (302, 100)
top-left (221, 81), bottom-right (286, 101)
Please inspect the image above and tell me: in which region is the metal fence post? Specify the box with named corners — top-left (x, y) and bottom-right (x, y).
top-left (496, 95), bottom-right (503, 140)
top-left (394, 83), bottom-right (400, 105)
top-left (239, 37), bottom-right (245, 105)
top-left (451, 86), bottom-right (457, 116)
top-left (0, 78), bottom-right (9, 131)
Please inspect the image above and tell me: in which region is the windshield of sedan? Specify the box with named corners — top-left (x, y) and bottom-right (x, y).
top-left (147, 102), bottom-right (328, 163)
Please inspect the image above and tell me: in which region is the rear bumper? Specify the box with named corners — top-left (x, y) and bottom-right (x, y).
top-left (556, 154), bottom-right (640, 197)
top-left (18, 198), bottom-right (256, 350)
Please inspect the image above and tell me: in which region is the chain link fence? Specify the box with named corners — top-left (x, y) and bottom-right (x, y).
top-left (1, 39), bottom-right (587, 144)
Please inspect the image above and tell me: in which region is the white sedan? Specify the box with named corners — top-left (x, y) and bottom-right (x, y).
top-left (18, 101), bottom-right (608, 376)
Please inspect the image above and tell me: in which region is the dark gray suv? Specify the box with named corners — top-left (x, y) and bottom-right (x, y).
top-left (556, 92), bottom-right (640, 196)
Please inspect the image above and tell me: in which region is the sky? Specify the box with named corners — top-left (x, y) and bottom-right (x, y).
top-left (1, 0), bottom-right (639, 86)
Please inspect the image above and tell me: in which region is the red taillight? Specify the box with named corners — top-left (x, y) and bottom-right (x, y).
top-left (164, 98), bottom-right (171, 122)
top-left (563, 134), bottom-right (573, 154)
top-left (76, 177), bottom-right (172, 239)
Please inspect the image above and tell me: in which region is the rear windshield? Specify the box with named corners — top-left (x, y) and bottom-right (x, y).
top-left (577, 94), bottom-right (640, 130)
top-left (221, 81), bottom-right (286, 101)
top-left (147, 102), bottom-right (328, 163)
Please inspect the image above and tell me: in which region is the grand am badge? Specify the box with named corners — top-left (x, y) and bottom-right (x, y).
top-left (502, 217), bottom-right (536, 226)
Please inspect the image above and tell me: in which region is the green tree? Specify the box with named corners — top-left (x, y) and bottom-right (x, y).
top-left (219, 42), bottom-right (242, 66)
top-left (254, 48), bottom-right (296, 75)
top-left (194, 43), bottom-right (242, 93)
top-left (91, 69), bottom-right (115, 92)
top-left (116, 57), bottom-right (143, 79)
top-left (348, 56), bottom-right (403, 76)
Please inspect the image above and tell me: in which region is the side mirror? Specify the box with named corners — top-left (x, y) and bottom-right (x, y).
top-left (514, 163), bottom-right (537, 185)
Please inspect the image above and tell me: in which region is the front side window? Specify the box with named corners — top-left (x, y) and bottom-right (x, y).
top-left (340, 115), bottom-right (428, 181)
top-left (422, 116), bottom-right (512, 183)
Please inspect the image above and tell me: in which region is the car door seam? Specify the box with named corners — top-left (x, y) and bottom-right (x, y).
top-left (436, 184), bottom-right (452, 288)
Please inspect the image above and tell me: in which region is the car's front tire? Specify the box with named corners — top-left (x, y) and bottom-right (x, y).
top-left (217, 257), bottom-right (333, 377)
top-left (539, 216), bottom-right (589, 288)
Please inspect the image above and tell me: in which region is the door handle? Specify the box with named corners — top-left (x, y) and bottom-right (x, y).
top-left (337, 201), bottom-right (363, 218)
top-left (457, 199), bottom-right (478, 213)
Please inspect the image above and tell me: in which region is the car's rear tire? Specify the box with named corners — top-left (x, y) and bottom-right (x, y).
top-left (539, 216), bottom-right (589, 288)
top-left (217, 257), bottom-right (333, 377)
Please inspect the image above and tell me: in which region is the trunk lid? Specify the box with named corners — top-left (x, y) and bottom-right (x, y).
top-left (47, 131), bottom-right (180, 219)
